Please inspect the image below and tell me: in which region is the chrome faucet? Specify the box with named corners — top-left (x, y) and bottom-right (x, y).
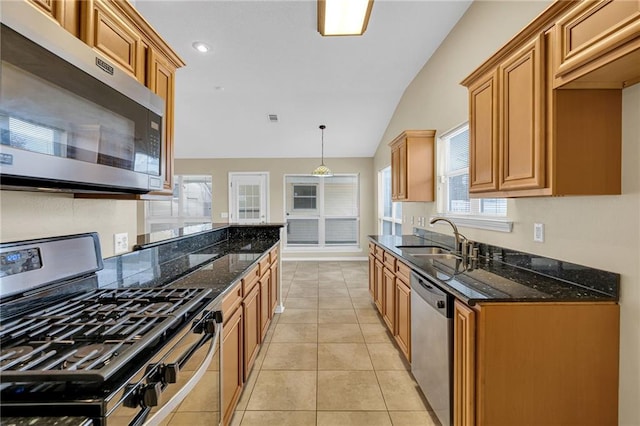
top-left (429, 217), bottom-right (464, 253)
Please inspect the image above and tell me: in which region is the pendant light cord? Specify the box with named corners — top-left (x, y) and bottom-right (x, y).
top-left (320, 124), bottom-right (326, 165)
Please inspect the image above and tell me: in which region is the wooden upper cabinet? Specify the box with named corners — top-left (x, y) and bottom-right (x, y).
top-left (554, 0), bottom-right (640, 88)
top-left (148, 48), bottom-right (176, 194)
top-left (462, 1), bottom-right (623, 198)
top-left (27, 0), bottom-right (81, 36)
top-left (388, 130), bottom-right (436, 202)
top-left (82, 0), bottom-right (145, 83)
top-left (498, 35), bottom-right (545, 192)
top-left (469, 72), bottom-right (498, 193)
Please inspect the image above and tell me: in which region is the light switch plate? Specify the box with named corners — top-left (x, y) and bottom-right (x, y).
top-left (533, 223), bottom-right (544, 243)
top-left (114, 232), bottom-right (129, 254)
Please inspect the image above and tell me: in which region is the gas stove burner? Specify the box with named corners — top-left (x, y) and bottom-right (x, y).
top-left (0, 345), bottom-right (33, 361)
top-left (146, 302), bottom-right (172, 313)
top-left (70, 344), bottom-right (111, 362)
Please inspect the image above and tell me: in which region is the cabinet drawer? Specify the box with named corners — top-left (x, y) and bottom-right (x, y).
top-left (383, 251), bottom-right (397, 271)
top-left (395, 260), bottom-right (412, 283)
top-left (242, 263), bottom-right (260, 295)
top-left (259, 255), bottom-right (271, 278)
top-left (555, 0), bottom-right (640, 80)
top-left (368, 242), bottom-right (376, 255)
top-left (221, 282), bottom-right (242, 320)
top-left (269, 246), bottom-right (279, 264)
top-left (374, 244), bottom-right (385, 260)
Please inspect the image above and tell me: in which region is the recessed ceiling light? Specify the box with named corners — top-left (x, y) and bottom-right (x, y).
top-left (192, 41), bottom-right (211, 53)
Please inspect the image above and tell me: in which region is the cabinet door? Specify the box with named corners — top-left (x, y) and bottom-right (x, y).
top-left (222, 307), bottom-right (243, 426)
top-left (269, 260), bottom-right (278, 317)
top-left (453, 301), bottom-right (476, 426)
top-left (374, 259), bottom-right (384, 313)
top-left (368, 253), bottom-right (376, 299)
top-left (243, 285), bottom-right (260, 381)
top-left (27, 0), bottom-right (80, 36)
top-left (394, 277), bottom-right (411, 362)
top-left (469, 71), bottom-right (499, 193)
top-left (555, 0), bottom-right (640, 83)
top-left (391, 142), bottom-right (408, 200)
top-left (85, 0), bottom-right (145, 83)
top-left (498, 35), bottom-right (546, 191)
top-left (382, 267), bottom-right (395, 332)
top-left (259, 271), bottom-right (271, 342)
top-left (147, 48), bottom-right (176, 194)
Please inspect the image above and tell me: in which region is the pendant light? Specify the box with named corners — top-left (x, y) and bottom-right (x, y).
top-left (311, 125), bottom-right (333, 177)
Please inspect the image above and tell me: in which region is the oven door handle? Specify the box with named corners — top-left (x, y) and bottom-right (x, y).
top-left (142, 321), bottom-right (221, 426)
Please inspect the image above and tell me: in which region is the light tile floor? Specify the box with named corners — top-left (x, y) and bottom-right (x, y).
top-left (231, 261), bottom-right (439, 426)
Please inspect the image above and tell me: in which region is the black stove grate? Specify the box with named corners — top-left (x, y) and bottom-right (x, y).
top-left (0, 287), bottom-right (211, 382)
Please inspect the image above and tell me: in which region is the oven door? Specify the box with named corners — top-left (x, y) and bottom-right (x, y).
top-left (106, 308), bottom-right (222, 426)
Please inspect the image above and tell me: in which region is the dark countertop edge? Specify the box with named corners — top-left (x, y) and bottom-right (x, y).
top-left (368, 235), bottom-right (617, 306)
top-left (169, 240), bottom-right (280, 304)
top-left (134, 223), bottom-right (285, 250)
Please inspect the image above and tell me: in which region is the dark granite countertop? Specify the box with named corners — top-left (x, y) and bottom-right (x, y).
top-left (98, 225), bottom-right (282, 304)
top-left (135, 222), bottom-right (285, 249)
top-left (0, 418), bottom-right (92, 426)
top-left (370, 234), bottom-right (619, 305)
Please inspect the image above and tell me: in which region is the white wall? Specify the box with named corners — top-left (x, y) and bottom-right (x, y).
top-left (0, 191), bottom-right (137, 257)
top-left (372, 1), bottom-right (640, 424)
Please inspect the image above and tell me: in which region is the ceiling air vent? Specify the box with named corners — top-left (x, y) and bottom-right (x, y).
top-left (267, 114), bottom-right (278, 123)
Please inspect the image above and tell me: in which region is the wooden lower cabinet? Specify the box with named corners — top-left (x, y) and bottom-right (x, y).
top-left (369, 243), bottom-right (411, 363)
top-left (373, 259), bottom-right (384, 312)
top-left (368, 252), bottom-right (376, 299)
top-left (453, 300), bottom-right (620, 425)
top-left (242, 284), bottom-right (260, 381)
top-left (222, 306), bottom-right (243, 426)
top-left (269, 258), bottom-right (278, 317)
top-left (259, 270), bottom-right (271, 341)
top-left (453, 300), bottom-right (476, 426)
top-left (394, 277), bottom-right (411, 362)
top-left (382, 267), bottom-right (395, 331)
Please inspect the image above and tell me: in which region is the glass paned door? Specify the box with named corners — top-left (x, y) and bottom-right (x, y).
top-left (229, 173), bottom-right (268, 224)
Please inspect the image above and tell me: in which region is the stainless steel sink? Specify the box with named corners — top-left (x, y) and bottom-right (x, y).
top-left (396, 246), bottom-right (450, 254)
top-left (397, 246), bottom-right (460, 259)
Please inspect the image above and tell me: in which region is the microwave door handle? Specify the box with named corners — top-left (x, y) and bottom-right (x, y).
top-left (142, 321), bottom-right (221, 426)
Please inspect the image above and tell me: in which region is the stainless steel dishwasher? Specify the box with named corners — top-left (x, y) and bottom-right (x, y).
top-left (411, 270), bottom-right (453, 426)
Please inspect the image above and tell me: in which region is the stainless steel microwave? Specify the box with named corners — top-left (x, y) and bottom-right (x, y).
top-left (0, 1), bottom-right (164, 194)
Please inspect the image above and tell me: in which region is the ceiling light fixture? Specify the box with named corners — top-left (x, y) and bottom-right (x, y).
top-left (311, 125), bottom-right (333, 177)
top-left (317, 0), bottom-right (374, 36)
top-left (192, 41), bottom-right (211, 53)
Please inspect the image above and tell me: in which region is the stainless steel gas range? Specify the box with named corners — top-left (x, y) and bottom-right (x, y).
top-left (0, 233), bottom-right (222, 426)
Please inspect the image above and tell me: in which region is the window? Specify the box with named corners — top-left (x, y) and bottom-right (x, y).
top-left (378, 166), bottom-right (402, 235)
top-left (292, 185), bottom-right (317, 210)
top-left (145, 175), bottom-right (212, 232)
top-left (285, 175), bottom-right (359, 248)
top-left (438, 124), bottom-right (511, 231)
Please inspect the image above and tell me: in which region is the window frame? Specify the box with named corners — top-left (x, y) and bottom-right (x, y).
top-left (144, 174), bottom-right (212, 233)
top-left (437, 123), bottom-right (513, 233)
top-left (283, 174), bottom-right (360, 251)
top-left (378, 166), bottom-right (403, 236)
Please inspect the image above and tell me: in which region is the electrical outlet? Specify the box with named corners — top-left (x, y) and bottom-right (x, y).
top-left (114, 232), bottom-right (128, 254)
top-left (221, 212), bottom-right (228, 218)
top-left (533, 223), bottom-right (544, 243)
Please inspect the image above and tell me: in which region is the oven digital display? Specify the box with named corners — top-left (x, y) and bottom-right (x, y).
top-left (0, 247), bottom-right (42, 277)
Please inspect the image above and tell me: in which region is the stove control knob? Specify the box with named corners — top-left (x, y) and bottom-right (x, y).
top-left (143, 382), bottom-right (162, 407)
top-left (165, 363), bottom-right (180, 384)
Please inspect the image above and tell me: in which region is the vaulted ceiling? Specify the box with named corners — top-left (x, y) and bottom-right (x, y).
top-left (135, 0), bottom-right (472, 159)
